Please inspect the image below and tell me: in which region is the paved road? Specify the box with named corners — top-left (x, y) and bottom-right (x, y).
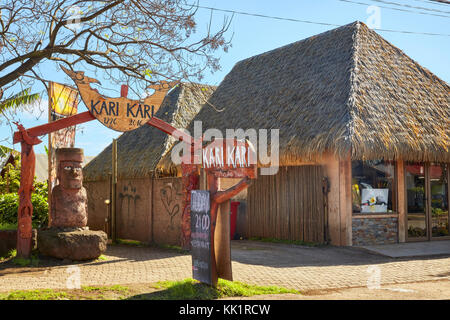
top-left (0, 240), bottom-right (449, 292)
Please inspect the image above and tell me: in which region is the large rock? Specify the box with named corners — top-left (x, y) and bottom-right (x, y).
top-left (38, 228), bottom-right (107, 261)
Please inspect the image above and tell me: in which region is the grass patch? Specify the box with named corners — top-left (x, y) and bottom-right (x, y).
top-left (248, 237), bottom-right (322, 247)
top-left (0, 248), bottom-right (16, 260)
top-left (0, 285), bottom-right (130, 300)
top-left (0, 281), bottom-right (298, 300)
top-left (11, 253), bottom-right (39, 267)
top-left (132, 278), bottom-right (299, 300)
top-left (152, 243), bottom-right (189, 254)
top-left (113, 239), bottom-right (147, 247)
top-left (0, 289), bottom-right (70, 300)
top-left (82, 284), bottom-right (129, 294)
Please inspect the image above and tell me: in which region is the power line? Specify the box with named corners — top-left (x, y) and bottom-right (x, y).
top-left (430, 0), bottom-right (450, 5)
top-left (198, 6), bottom-right (341, 27)
top-left (336, 0), bottom-right (450, 18)
top-left (368, 0), bottom-right (450, 14)
top-left (193, 5), bottom-right (450, 37)
top-left (412, 0), bottom-right (450, 6)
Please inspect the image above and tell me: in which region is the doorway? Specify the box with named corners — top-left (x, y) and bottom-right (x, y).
top-left (405, 162), bottom-right (450, 241)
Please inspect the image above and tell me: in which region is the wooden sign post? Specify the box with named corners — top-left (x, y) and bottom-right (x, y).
top-left (12, 67), bottom-right (180, 258)
top-left (13, 67), bottom-right (257, 269)
top-left (191, 138), bottom-right (257, 287)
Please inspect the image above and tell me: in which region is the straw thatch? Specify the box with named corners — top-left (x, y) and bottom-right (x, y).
top-left (186, 21), bottom-right (449, 165)
top-left (83, 83), bottom-right (215, 181)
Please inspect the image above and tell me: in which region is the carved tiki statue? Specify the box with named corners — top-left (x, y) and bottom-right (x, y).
top-left (50, 148), bottom-right (88, 228)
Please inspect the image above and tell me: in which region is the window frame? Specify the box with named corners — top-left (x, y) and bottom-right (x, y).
top-left (351, 159), bottom-right (398, 216)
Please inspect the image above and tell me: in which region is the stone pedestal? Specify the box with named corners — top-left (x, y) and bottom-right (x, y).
top-left (38, 228), bottom-right (107, 261)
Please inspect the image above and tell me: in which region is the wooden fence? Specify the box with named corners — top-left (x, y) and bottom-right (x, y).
top-left (84, 177), bottom-right (184, 245)
top-left (247, 165), bottom-right (327, 243)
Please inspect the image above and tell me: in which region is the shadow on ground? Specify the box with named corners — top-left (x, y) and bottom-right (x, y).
top-left (1, 241), bottom-right (449, 274)
top-left (126, 282), bottom-right (219, 300)
top-left (229, 240), bottom-right (450, 268)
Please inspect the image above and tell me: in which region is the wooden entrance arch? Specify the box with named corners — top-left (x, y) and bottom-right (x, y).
top-left (12, 72), bottom-right (256, 269)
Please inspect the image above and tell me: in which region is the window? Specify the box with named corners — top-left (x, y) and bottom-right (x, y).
top-left (352, 160), bottom-right (396, 214)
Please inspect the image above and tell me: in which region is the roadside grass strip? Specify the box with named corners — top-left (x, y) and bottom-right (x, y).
top-left (131, 278), bottom-right (300, 300)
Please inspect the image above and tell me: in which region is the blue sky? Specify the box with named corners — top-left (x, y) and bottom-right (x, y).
top-left (1, 0), bottom-right (449, 156)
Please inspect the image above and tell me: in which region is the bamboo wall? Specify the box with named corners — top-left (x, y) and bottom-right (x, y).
top-left (246, 165), bottom-right (326, 243)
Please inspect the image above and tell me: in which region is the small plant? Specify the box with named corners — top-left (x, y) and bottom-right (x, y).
top-left (12, 253), bottom-right (39, 267)
top-left (0, 248), bottom-right (16, 260)
top-left (82, 285), bottom-right (129, 293)
top-left (96, 255), bottom-right (107, 261)
top-left (113, 239), bottom-right (146, 247)
top-left (0, 289), bottom-right (70, 300)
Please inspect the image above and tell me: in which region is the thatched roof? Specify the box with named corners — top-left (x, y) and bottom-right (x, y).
top-left (83, 83), bottom-right (215, 181)
top-left (34, 154), bottom-right (94, 182)
top-left (187, 21), bottom-right (449, 164)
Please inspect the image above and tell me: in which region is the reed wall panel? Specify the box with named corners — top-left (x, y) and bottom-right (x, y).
top-left (247, 166), bottom-right (326, 243)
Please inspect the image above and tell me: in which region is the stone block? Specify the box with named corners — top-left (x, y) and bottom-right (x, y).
top-left (38, 228), bottom-right (107, 260)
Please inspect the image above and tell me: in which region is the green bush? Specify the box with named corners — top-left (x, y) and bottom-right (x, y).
top-left (0, 192), bottom-right (48, 228)
top-left (0, 162), bottom-right (21, 194)
top-left (0, 155), bottom-right (49, 228)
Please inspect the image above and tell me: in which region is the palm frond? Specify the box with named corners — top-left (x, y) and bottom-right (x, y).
top-left (0, 88), bottom-right (40, 113)
top-left (0, 145), bottom-right (18, 159)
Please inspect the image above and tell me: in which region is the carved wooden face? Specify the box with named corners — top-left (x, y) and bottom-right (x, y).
top-left (58, 161), bottom-right (83, 189)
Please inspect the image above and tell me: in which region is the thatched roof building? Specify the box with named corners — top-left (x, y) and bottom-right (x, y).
top-left (83, 83), bottom-right (215, 181)
top-left (188, 21), bottom-right (449, 164)
top-left (82, 21), bottom-right (449, 248)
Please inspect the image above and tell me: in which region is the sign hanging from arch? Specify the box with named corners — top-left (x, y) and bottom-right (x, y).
top-left (61, 66), bottom-right (177, 132)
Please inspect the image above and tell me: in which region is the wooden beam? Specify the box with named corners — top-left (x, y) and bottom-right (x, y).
top-left (339, 153), bottom-right (352, 246)
top-left (16, 141), bottom-right (36, 258)
top-left (397, 160), bottom-right (406, 243)
top-left (111, 138), bottom-right (118, 242)
top-left (13, 111), bottom-right (95, 144)
top-left (214, 200), bottom-right (232, 281)
top-left (147, 117), bottom-right (198, 147)
top-left (320, 152), bottom-right (341, 246)
top-left (214, 178), bottom-right (251, 204)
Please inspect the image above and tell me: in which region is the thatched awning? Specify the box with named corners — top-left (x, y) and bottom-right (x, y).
top-left (187, 21), bottom-right (449, 164)
top-left (83, 83), bottom-right (215, 181)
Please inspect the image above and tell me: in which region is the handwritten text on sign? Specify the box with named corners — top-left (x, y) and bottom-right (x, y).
top-left (190, 190), bottom-right (212, 286)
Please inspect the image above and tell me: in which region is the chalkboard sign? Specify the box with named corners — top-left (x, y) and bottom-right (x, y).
top-left (190, 190), bottom-right (212, 285)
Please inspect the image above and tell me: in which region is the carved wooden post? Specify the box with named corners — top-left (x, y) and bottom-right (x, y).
top-left (210, 175), bottom-right (252, 283)
top-left (207, 172), bottom-right (220, 286)
top-left (180, 163), bottom-right (199, 250)
top-left (15, 124), bottom-right (41, 258)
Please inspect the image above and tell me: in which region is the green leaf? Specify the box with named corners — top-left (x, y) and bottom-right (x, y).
top-left (0, 88), bottom-right (40, 114)
top-left (143, 68), bottom-right (152, 78)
